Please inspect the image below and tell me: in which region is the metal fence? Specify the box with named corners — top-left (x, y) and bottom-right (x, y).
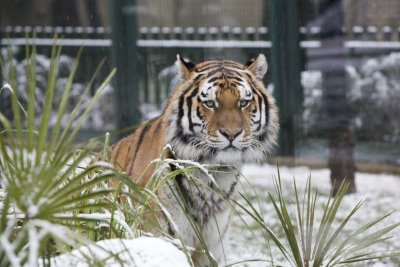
top-left (1, 22), bottom-right (400, 150)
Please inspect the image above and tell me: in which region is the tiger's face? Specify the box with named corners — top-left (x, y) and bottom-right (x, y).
top-left (166, 54), bottom-right (279, 164)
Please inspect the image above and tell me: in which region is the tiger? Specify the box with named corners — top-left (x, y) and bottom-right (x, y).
top-left (110, 54), bottom-right (279, 266)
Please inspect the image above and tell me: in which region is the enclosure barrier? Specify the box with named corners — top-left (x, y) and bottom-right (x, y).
top-left (2, 25), bottom-right (400, 47)
top-left (1, 24), bottom-right (400, 147)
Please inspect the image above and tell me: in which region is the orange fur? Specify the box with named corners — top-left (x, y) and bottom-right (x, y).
top-left (108, 54), bottom-right (279, 266)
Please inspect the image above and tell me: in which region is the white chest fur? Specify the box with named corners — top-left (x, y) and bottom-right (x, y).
top-left (158, 166), bottom-right (239, 265)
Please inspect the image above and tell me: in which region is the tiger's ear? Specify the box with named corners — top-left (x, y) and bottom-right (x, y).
top-left (176, 54), bottom-right (196, 80)
top-left (245, 54), bottom-right (268, 79)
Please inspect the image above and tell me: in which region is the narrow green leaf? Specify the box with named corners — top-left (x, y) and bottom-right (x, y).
top-left (318, 200), bottom-right (364, 265)
top-left (346, 223), bottom-right (400, 255)
top-left (36, 39), bottom-right (62, 166)
top-left (329, 211), bottom-right (396, 265)
top-left (67, 68), bottom-right (116, 145)
top-left (25, 32), bottom-right (37, 152)
top-left (313, 182), bottom-right (349, 266)
top-left (47, 46), bottom-right (84, 159)
top-left (294, 178), bottom-right (306, 262)
top-left (55, 58), bottom-right (107, 153)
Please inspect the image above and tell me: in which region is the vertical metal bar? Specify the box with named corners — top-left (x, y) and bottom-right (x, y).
top-left (0, 23), bottom-right (3, 115)
top-left (109, 0), bottom-right (140, 136)
top-left (0, 0), bottom-right (3, 88)
top-left (268, 0), bottom-right (302, 156)
top-left (143, 52), bottom-right (149, 103)
top-left (155, 64), bottom-right (161, 108)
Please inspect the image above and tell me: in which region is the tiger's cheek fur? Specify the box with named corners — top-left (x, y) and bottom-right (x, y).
top-left (242, 107), bottom-right (253, 137)
top-left (196, 104), bottom-right (215, 136)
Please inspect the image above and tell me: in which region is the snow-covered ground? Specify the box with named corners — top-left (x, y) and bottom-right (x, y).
top-left (226, 164), bottom-right (400, 267)
top-left (48, 237), bottom-right (191, 267)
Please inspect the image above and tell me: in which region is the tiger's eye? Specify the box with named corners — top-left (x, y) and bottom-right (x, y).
top-left (204, 100), bottom-right (216, 109)
top-left (239, 100), bottom-right (250, 108)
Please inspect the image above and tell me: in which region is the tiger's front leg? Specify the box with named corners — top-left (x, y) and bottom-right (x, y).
top-left (159, 170), bottom-right (235, 267)
top-left (193, 207), bottom-right (233, 267)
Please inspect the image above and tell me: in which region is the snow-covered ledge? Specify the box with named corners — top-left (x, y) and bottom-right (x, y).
top-left (47, 237), bottom-right (192, 267)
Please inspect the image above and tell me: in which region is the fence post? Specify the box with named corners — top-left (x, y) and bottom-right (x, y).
top-left (0, 29), bottom-right (3, 114)
top-left (109, 0), bottom-right (140, 137)
top-left (268, 0), bottom-right (302, 156)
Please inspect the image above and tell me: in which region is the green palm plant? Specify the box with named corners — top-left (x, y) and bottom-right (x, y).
top-left (0, 39), bottom-right (198, 267)
top-left (235, 169), bottom-right (400, 267)
top-left (0, 40), bottom-right (138, 266)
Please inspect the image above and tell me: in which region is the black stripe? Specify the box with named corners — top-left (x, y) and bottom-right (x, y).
top-left (150, 118), bottom-right (163, 144)
top-left (222, 61), bottom-right (244, 68)
top-left (198, 64), bottom-right (221, 72)
top-left (112, 142), bottom-right (122, 160)
top-left (153, 118), bottom-right (162, 130)
top-left (187, 86), bottom-right (199, 132)
top-left (249, 83), bottom-right (265, 129)
top-left (176, 74), bottom-right (203, 130)
top-left (225, 75), bottom-right (243, 82)
top-left (244, 72), bottom-right (252, 79)
top-left (161, 210), bottom-right (176, 236)
top-left (193, 73), bottom-right (204, 83)
top-left (197, 61), bottom-right (220, 69)
top-left (249, 80), bottom-right (269, 125)
top-left (124, 117), bottom-right (161, 171)
top-left (198, 65), bottom-right (221, 72)
top-left (223, 68), bottom-right (244, 76)
top-left (174, 170), bottom-right (199, 223)
top-left (206, 67), bottom-right (224, 78)
top-left (254, 120), bottom-right (262, 132)
top-left (123, 137), bottom-right (136, 170)
top-left (172, 130), bottom-right (194, 144)
top-left (196, 106), bottom-right (204, 120)
top-left (230, 82), bottom-right (242, 87)
top-left (207, 75), bottom-right (224, 83)
top-left (224, 181), bottom-right (237, 199)
top-left (131, 121), bottom-right (153, 164)
top-left (262, 93), bottom-right (270, 125)
top-left (177, 87), bottom-right (192, 129)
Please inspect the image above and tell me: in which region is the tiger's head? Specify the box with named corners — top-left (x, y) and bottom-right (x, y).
top-left (165, 54), bottom-right (279, 164)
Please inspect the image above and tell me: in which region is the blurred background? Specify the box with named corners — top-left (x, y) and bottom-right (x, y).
top-left (1, 0), bottom-right (400, 192)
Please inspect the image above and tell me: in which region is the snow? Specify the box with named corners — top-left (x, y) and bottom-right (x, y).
top-left (1, 157), bottom-right (399, 266)
top-left (303, 52), bottom-right (400, 144)
top-left (137, 39), bottom-right (321, 49)
top-left (0, 50), bottom-right (116, 131)
top-left (1, 38), bottom-right (112, 47)
top-left (47, 237), bottom-right (191, 267)
top-left (345, 41), bottom-right (400, 49)
top-left (137, 39), bottom-right (273, 48)
top-left (226, 163), bottom-right (400, 267)
top-left (241, 164), bottom-right (400, 195)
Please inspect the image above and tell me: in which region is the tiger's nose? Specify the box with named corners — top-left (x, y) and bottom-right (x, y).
top-left (219, 129), bottom-right (243, 141)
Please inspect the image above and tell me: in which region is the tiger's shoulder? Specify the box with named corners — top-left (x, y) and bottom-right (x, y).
top-left (110, 53), bottom-right (279, 182)
top-left (110, 116), bottom-right (169, 186)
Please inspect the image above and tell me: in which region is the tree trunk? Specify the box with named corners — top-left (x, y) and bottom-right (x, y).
top-left (329, 130), bottom-right (356, 195)
top-left (306, 0), bottom-right (357, 195)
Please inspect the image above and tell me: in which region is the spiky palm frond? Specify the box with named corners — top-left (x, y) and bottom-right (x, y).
top-left (236, 169), bottom-right (400, 267)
